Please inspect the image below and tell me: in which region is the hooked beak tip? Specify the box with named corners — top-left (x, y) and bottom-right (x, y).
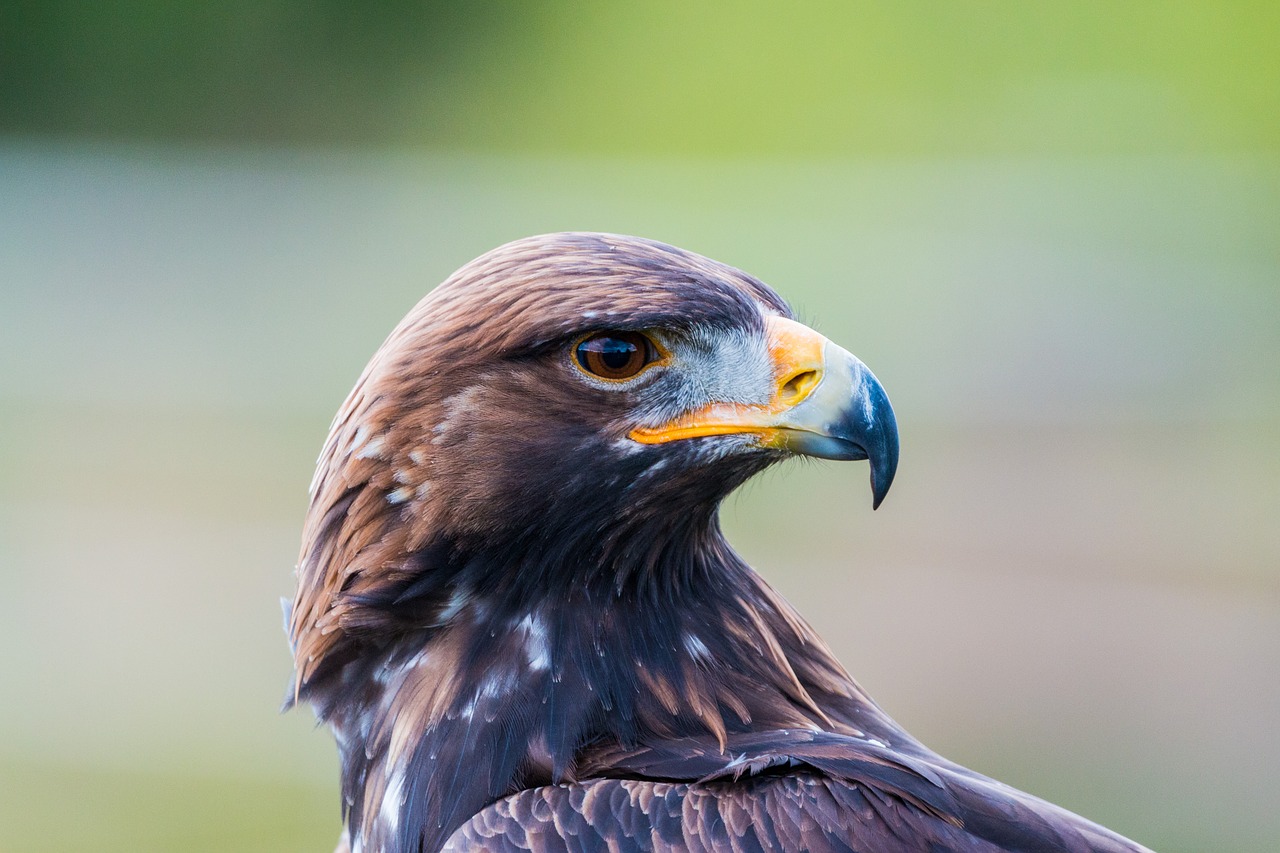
top-left (857, 370), bottom-right (899, 510)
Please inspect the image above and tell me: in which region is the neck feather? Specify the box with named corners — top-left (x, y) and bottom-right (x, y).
top-left (303, 520), bottom-right (898, 853)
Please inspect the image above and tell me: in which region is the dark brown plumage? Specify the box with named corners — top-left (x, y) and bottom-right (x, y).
top-left (287, 233), bottom-right (1152, 853)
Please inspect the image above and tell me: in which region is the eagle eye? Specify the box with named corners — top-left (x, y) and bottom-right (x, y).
top-left (573, 331), bottom-right (660, 381)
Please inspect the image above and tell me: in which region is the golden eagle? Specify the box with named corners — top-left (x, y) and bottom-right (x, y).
top-left (287, 233), bottom-right (1151, 853)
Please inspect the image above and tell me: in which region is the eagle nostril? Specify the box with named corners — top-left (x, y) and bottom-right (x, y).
top-left (779, 369), bottom-right (820, 405)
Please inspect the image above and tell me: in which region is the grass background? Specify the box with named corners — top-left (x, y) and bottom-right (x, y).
top-left (1, 4), bottom-right (1277, 851)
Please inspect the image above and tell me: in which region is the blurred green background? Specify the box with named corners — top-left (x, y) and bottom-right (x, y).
top-left (2, 3), bottom-right (1277, 852)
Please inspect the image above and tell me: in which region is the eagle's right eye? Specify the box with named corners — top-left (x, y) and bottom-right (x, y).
top-left (574, 332), bottom-right (661, 381)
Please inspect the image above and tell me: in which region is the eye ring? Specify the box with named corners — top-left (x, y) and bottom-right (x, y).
top-left (572, 331), bottom-right (664, 382)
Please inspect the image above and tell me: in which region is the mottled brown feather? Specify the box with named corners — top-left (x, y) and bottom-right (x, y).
top-left (288, 233), bottom-right (1153, 853)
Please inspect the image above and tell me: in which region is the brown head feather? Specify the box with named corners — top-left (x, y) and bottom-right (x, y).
top-left (291, 232), bottom-right (790, 689)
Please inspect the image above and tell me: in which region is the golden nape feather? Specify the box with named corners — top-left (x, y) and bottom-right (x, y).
top-left (286, 233), bottom-right (1153, 853)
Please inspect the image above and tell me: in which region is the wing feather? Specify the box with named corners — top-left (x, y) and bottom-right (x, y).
top-left (442, 731), bottom-right (1150, 853)
top-left (443, 775), bottom-right (981, 852)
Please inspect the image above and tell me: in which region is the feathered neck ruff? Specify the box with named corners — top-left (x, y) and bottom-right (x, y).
top-left (291, 511), bottom-right (905, 853)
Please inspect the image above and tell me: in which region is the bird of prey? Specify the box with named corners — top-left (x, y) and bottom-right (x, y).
top-left (286, 233), bottom-right (1151, 853)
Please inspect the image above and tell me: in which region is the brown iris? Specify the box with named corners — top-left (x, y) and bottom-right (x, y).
top-left (573, 331), bottom-right (660, 381)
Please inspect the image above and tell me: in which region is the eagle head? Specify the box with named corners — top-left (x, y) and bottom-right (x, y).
top-left (287, 232), bottom-right (899, 853)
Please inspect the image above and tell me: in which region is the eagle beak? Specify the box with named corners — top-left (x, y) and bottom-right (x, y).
top-left (630, 316), bottom-right (900, 509)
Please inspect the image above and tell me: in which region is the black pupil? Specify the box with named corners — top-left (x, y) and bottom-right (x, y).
top-left (598, 338), bottom-right (637, 369)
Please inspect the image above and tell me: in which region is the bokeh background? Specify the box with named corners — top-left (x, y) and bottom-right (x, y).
top-left (2, 3), bottom-right (1277, 851)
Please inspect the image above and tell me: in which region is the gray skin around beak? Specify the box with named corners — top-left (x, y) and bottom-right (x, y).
top-left (630, 319), bottom-right (899, 509)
